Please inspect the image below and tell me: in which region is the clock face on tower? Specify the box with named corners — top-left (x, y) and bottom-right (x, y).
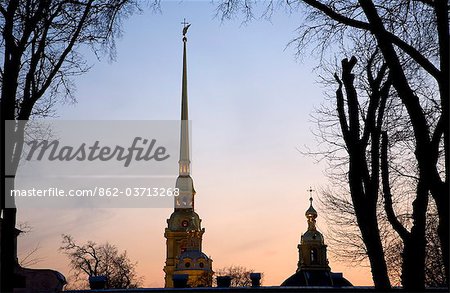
top-left (182, 220), bottom-right (189, 227)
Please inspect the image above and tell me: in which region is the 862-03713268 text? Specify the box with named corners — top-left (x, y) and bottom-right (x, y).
top-left (10, 187), bottom-right (180, 197)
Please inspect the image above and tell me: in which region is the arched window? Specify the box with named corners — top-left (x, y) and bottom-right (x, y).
top-left (179, 240), bottom-right (187, 254)
top-left (310, 248), bottom-right (318, 264)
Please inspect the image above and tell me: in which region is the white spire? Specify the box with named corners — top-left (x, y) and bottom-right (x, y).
top-left (175, 22), bottom-right (196, 210)
top-left (179, 20), bottom-right (190, 176)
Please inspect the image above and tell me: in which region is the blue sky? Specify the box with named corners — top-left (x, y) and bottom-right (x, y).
top-left (18, 1), bottom-right (372, 287)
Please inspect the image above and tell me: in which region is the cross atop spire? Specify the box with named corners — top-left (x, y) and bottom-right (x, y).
top-left (182, 19), bottom-right (191, 41)
top-left (307, 187), bottom-right (314, 204)
top-left (305, 187), bottom-right (317, 231)
top-left (181, 18), bottom-right (189, 28)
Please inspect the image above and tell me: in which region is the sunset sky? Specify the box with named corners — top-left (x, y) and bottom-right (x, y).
top-left (17, 1), bottom-right (373, 287)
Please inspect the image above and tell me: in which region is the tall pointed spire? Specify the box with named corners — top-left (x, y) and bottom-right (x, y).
top-left (175, 21), bottom-right (195, 210)
top-left (164, 23), bottom-right (213, 288)
top-left (179, 20), bottom-right (190, 176)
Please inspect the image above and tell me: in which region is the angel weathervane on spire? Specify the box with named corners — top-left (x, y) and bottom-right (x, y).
top-left (182, 19), bottom-right (191, 40)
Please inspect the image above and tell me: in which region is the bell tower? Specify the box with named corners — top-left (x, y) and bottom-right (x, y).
top-left (163, 21), bottom-right (212, 288)
top-left (281, 188), bottom-right (353, 287)
top-left (297, 191), bottom-right (330, 271)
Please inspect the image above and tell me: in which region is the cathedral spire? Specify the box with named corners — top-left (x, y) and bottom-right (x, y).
top-left (164, 24), bottom-right (213, 288)
top-left (174, 21), bottom-right (196, 210)
top-left (179, 20), bottom-right (191, 176)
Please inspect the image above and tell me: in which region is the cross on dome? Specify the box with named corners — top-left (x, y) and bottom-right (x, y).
top-left (305, 187), bottom-right (318, 230)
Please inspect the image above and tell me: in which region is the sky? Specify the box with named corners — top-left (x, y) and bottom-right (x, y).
top-left (16, 1), bottom-right (373, 287)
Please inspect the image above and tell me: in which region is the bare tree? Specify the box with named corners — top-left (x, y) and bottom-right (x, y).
top-left (215, 0), bottom-right (448, 289)
top-left (214, 265), bottom-right (262, 287)
top-left (0, 1), bottom-right (142, 291)
top-left (16, 223), bottom-right (44, 267)
top-left (290, 3), bottom-right (448, 290)
top-left (332, 55), bottom-right (392, 290)
top-left (320, 156), bottom-right (446, 287)
top-left (315, 53), bottom-right (436, 289)
top-left (60, 234), bottom-right (143, 289)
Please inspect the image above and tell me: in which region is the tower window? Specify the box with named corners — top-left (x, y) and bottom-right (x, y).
top-left (185, 262), bottom-right (191, 268)
top-left (180, 241), bottom-right (187, 254)
top-left (310, 248), bottom-right (318, 264)
top-left (199, 262), bottom-right (204, 268)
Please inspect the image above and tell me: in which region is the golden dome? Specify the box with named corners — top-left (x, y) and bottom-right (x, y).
top-left (305, 197), bottom-right (317, 219)
top-left (301, 196), bottom-right (324, 244)
top-left (304, 196), bottom-right (319, 232)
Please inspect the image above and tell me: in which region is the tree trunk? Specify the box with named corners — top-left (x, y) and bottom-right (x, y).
top-left (401, 180), bottom-right (428, 291)
top-left (402, 236), bottom-right (426, 291)
top-left (1, 3), bottom-right (22, 291)
top-left (1, 207), bottom-right (17, 293)
top-left (336, 56), bottom-right (391, 290)
top-left (358, 1), bottom-right (438, 289)
top-left (1, 122), bottom-right (18, 293)
top-left (350, 163), bottom-right (391, 290)
top-left (358, 210), bottom-right (391, 290)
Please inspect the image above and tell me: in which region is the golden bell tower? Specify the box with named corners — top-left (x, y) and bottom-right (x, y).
top-left (281, 188), bottom-right (353, 287)
top-left (163, 22), bottom-right (212, 288)
top-left (297, 193), bottom-right (330, 271)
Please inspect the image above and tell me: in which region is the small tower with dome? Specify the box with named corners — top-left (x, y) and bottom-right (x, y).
top-left (297, 195), bottom-right (330, 271)
top-left (281, 188), bottom-right (352, 287)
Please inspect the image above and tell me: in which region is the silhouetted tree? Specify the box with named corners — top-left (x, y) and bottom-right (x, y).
top-left (60, 234), bottom-right (143, 289)
top-left (314, 53), bottom-right (439, 289)
top-left (214, 265), bottom-right (263, 287)
top-left (0, 1), bottom-right (140, 291)
top-left (215, 1), bottom-right (448, 289)
top-left (16, 223), bottom-right (44, 267)
top-left (332, 55), bottom-right (392, 290)
top-left (293, 2), bottom-right (448, 290)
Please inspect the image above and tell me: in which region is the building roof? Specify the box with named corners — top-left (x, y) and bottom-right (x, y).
top-left (281, 270), bottom-right (352, 287)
